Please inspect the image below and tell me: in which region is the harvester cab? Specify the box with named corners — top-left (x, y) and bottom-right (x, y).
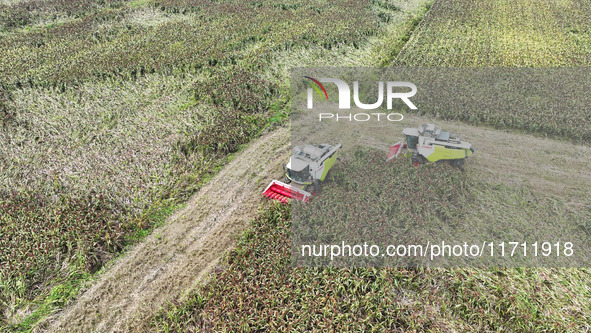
top-left (262, 143), bottom-right (342, 203)
top-left (387, 124), bottom-right (475, 168)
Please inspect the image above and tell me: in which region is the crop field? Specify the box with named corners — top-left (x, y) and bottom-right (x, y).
top-left (0, 0), bottom-right (433, 328)
top-left (147, 0), bottom-right (591, 332)
top-left (0, 0), bottom-right (380, 88)
top-left (151, 201), bottom-right (591, 332)
top-left (394, 0), bottom-right (591, 142)
top-left (396, 0), bottom-right (591, 67)
top-left (290, 149), bottom-right (590, 267)
top-left (2, 0), bottom-right (591, 331)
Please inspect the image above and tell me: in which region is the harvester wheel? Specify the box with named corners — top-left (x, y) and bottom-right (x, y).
top-left (411, 155), bottom-right (426, 166)
top-left (312, 179), bottom-right (320, 195)
top-left (450, 158), bottom-right (465, 171)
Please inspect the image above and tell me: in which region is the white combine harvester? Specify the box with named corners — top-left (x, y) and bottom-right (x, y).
top-left (388, 123), bottom-right (475, 168)
top-left (262, 143), bottom-right (341, 203)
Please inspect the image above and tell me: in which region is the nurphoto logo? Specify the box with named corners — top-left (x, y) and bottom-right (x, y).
top-left (304, 76), bottom-right (417, 110)
top-left (304, 76), bottom-right (415, 122)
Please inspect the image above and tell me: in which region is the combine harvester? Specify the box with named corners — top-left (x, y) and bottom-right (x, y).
top-left (263, 124), bottom-right (472, 203)
top-left (262, 143), bottom-right (341, 203)
top-left (388, 124), bottom-right (475, 168)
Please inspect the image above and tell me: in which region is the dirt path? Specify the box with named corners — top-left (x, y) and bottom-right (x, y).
top-left (40, 127), bottom-right (290, 333)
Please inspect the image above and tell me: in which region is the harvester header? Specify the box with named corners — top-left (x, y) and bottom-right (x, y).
top-left (262, 143), bottom-right (341, 203)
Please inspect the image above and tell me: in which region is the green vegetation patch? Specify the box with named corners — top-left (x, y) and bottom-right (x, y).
top-left (393, 0), bottom-right (591, 142)
top-left (0, 191), bottom-right (119, 324)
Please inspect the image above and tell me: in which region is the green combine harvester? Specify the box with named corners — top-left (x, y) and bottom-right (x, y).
top-left (388, 124), bottom-right (475, 168)
top-left (262, 143), bottom-right (342, 203)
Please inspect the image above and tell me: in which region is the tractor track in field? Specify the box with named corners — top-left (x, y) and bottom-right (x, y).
top-left (39, 118), bottom-right (590, 332)
top-left (38, 127), bottom-right (290, 333)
